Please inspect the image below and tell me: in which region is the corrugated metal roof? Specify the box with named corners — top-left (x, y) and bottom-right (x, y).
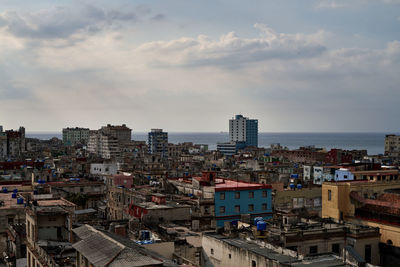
top-left (109, 249), bottom-right (163, 267)
top-left (73, 232), bottom-right (124, 267)
top-left (72, 225), bottom-right (171, 267)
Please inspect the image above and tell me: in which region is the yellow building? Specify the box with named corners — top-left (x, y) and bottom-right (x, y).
top-left (322, 180), bottom-right (400, 247)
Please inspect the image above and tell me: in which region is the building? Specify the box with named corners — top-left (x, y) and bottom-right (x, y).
top-left (100, 124), bottom-right (131, 143)
top-left (47, 179), bottom-right (106, 209)
top-left (322, 179), bottom-right (400, 265)
top-left (25, 197), bottom-right (76, 267)
top-left (0, 132), bottom-right (7, 159)
top-left (266, 218), bottom-right (380, 265)
top-left (90, 162), bottom-right (118, 176)
top-left (213, 175), bottom-right (272, 228)
top-left (87, 124), bottom-right (132, 159)
top-left (148, 129), bottom-right (168, 158)
top-left (273, 187), bottom-right (322, 212)
top-left (72, 224), bottom-right (178, 267)
top-left (202, 233), bottom-right (360, 267)
top-left (385, 134), bottom-right (400, 159)
top-left (0, 127), bottom-right (26, 159)
top-left (0, 192), bottom-right (26, 255)
top-left (216, 141), bottom-right (241, 156)
top-left (5, 223), bottom-right (27, 267)
top-left (229, 114), bottom-right (258, 147)
top-left (62, 127), bottom-right (90, 146)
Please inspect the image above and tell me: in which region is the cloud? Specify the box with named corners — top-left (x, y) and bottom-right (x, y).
top-left (1, 20), bottom-right (399, 132)
top-left (315, 0), bottom-right (347, 9)
top-left (0, 5), bottom-right (155, 40)
top-left (382, 0), bottom-right (400, 4)
top-left (137, 24), bottom-right (327, 68)
top-left (151, 14), bottom-right (166, 21)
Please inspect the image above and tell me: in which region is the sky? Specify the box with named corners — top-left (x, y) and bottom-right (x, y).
top-left (1, 0), bottom-right (400, 132)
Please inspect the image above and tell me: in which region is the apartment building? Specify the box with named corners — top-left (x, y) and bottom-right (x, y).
top-left (385, 134), bottom-right (400, 159)
top-left (148, 129), bottom-right (168, 158)
top-left (87, 124), bottom-right (132, 159)
top-left (62, 127), bottom-right (90, 146)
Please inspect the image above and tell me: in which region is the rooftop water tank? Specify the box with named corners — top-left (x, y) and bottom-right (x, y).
top-left (256, 220), bottom-right (267, 231)
top-left (17, 198), bottom-right (23, 205)
top-left (11, 193), bottom-right (17, 199)
top-left (297, 184), bottom-right (303, 189)
top-left (254, 217), bottom-right (264, 225)
top-left (289, 183), bottom-right (295, 189)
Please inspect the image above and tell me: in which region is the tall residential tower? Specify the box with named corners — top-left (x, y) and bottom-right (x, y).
top-left (229, 114), bottom-right (258, 147)
top-left (148, 129), bottom-right (168, 158)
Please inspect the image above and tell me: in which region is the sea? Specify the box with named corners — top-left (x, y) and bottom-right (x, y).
top-left (26, 132), bottom-right (394, 155)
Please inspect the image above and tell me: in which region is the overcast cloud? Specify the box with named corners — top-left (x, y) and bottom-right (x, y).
top-left (0, 1), bottom-right (399, 132)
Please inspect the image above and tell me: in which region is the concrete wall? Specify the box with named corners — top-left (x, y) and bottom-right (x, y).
top-left (274, 187), bottom-right (321, 210)
top-left (202, 235), bottom-right (284, 267)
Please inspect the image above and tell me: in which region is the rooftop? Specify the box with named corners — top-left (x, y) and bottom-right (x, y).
top-left (73, 225), bottom-right (178, 267)
top-left (0, 193), bottom-right (25, 210)
top-left (215, 179), bottom-right (271, 192)
top-left (205, 233), bottom-right (352, 267)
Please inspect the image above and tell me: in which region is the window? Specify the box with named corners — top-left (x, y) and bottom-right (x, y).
top-left (204, 206), bottom-right (210, 214)
top-left (252, 260), bottom-right (257, 267)
top-left (365, 245), bottom-right (371, 263)
top-left (8, 217), bottom-right (14, 225)
top-left (248, 204), bottom-right (254, 211)
top-left (328, 190), bottom-right (332, 201)
top-left (249, 191), bottom-right (254, 198)
top-left (235, 205), bottom-right (240, 213)
top-left (211, 248), bottom-right (214, 255)
top-left (220, 192), bottom-right (225, 200)
top-left (309, 246), bottom-right (318, 254)
top-left (235, 192), bottom-right (240, 199)
top-left (262, 203), bottom-right (267, 210)
top-left (219, 206), bottom-right (225, 214)
top-left (263, 190), bottom-right (268, 197)
top-left (332, 244), bottom-right (340, 254)
top-left (229, 254), bottom-right (231, 259)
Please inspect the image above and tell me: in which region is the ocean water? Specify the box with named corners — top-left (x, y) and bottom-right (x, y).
top-left (26, 132), bottom-right (391, 155)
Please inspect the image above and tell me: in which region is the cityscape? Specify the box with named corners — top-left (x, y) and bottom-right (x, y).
top-left (1, 0), bottom-right (400, 266)
top-left (0, 116), bottom-right (399, 267)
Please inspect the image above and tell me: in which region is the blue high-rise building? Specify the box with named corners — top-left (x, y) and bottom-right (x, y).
top-left (245, 119), bottom-right (258, 147)
top-left (229, 114), bottom-right (258, 147)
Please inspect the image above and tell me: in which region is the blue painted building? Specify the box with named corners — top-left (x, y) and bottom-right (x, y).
top-left (229, 114), bottom-right (258, 148)
top-left (245, 119), bottom-right (258, 147)
top-left (214, 180), bottom-right (272, 228)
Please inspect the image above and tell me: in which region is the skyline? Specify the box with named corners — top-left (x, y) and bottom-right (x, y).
top-left (1, 0), bottom-right (400, 132)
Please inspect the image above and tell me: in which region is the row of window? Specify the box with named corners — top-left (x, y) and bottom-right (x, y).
top-left (219, 203), bottom-right (268, 213)
top-left (219, 190), bottom-right (268, 200)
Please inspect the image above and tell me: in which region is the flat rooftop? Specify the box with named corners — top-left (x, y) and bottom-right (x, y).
top-left (215, 179), bottom-right (271, 192)
top-left (0, 193), bottom-right (25, 210)
top-left (37, 198), bottom-right (75, 207)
